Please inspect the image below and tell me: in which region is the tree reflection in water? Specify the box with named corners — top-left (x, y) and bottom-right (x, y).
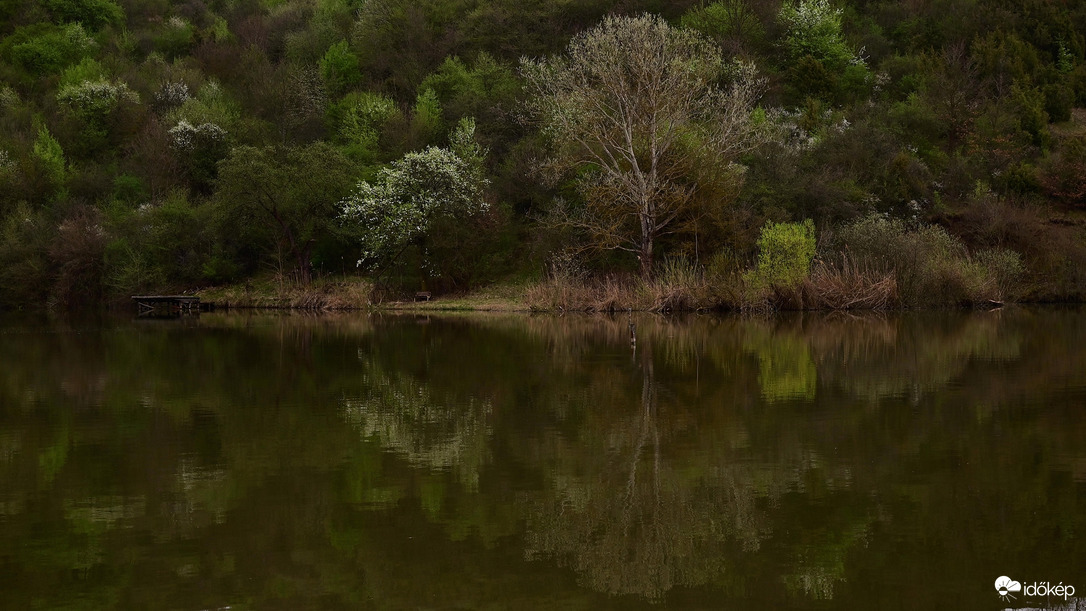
top-left (0, 309), bottom-right (1084, 608)
top-left (522, 344), bottom-right (767, 600)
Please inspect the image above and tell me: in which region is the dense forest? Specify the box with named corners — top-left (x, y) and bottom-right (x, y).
top-left (1, 0), bottom-right (1085, 309)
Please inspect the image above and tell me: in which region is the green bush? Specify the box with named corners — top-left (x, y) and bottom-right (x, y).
top-left (832, 213), bottom-right (1024, 305)
top-left (975, 248), bottom-right (1024, 301)
top-left (320, 40), bottom-right (361, 96)
top-left (745, 219), bottom-right (816, 291)
top-left (154, 17), bottom-right (195, 59)
top-left (44, 0), bottom-right (123, 30)
top-left (4, 23), bottom-right (95, 76)
top-left (680, 0), bottom-right (765, 51)
top-left (326, 91), bottom-right (400, 163)
top-left (32, 126), bottom-right (67, 197)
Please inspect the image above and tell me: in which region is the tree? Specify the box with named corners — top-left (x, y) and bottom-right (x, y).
top-left (213, 143), bottom-right (355, 284)
top-left (522, 14), bottom-right (765, 278)
top-left (339, 117), bottom-right (490, 280)
top-left (320, 40), bottom-right (361, 96)
top-left (777, 0), bottom-right (857, 69)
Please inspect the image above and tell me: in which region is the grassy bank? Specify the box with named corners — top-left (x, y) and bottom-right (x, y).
top-left (196, 213), bottom-right (1079, 313)
top-left (198, 275), bottom-right (376, 310)
top-left (197, 274), bottom-right (530, 311)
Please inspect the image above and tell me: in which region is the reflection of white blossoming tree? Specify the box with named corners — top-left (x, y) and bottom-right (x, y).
top-left (338, 117), bottom-right (489, 282)
top-left (343, 364), bottom-right (492, 490)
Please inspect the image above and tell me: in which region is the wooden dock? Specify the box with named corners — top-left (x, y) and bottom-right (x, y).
top-left (132, 295), bottom-right (201, 313)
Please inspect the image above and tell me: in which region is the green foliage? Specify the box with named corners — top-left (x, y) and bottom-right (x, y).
top-left (1041, 82), bottom-right (1073, 123)
top-left (153, 17), bottom-right (196, 59)
top-left (32, 126), bottom-right (66, 194)
top-left (745, 219), bottom-right (816, 290)
top-left (320, 40), bottom-right (361, 96)
top-left (105, 189), bottom-right (219, 292)
top-left (168, 120), bottom-right (229, 192)
top-left (0, 203), bottom-right (51, 307)
top-left (58, 57), bottom-right (106, 87)
top-left (412, 87), bottom-right (444, 145)
top-left (57, 78), bottom-right (139, 152)
top-left (971, 30), bottom-right (1042, 88)
top-left (43, 0), bottom-right (123, 30)
top-left (167, 80), bottom-right (239, 131)
top-left (680, 0), bottom-right (765, 52)
top-left (327, 91), bottom-right (400, 163)
top-left (1009, 82), bottom-right (1049, 148)
top-left (418, 53), bottom-right (520, 129)
top-left (975, 248), bottom-right (1024, 300)
top-left (207, 14), bottom-right (231, 43)
top-left (57, 79), bottom-right (137, 121)
top-left (1056, 38), bottom-right (1075, 74)
top-left (0, 0), bottom-right (1084, 305)
top-left (3, 23), bottom-right (94, 76)
top-left (778, 0), bottom-right (859, 69)
top-left (214, 142), bottom-right (356, 283)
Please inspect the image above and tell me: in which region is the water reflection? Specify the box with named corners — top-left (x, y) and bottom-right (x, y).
top-left (0, 309), bottom-right (1084, 609)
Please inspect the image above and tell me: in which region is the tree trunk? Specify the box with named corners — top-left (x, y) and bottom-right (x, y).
top-left (296, 243), bottom-right (312, 284)
top-left (639, 207), bottom-right (654, 280)
top-left (639, 238), bottom-right (653, 280)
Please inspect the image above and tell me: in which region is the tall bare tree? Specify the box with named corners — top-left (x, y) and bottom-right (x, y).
top-left (522, 14), bottom-right (765, 278)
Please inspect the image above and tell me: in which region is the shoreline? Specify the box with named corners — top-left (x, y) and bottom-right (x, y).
top-left (191, 272), bottom-right (1065, 314)
top-left (192, 280), bottom-right (1068, 314)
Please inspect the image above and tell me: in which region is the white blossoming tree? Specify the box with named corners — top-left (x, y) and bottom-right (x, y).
top-left (56, 79), bottom-right (139, 150)
top-left (339, 117), bottom-right (490, 281)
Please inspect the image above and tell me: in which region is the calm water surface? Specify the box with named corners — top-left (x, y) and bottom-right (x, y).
top-left (1, 309), bottom-right (1085, 610)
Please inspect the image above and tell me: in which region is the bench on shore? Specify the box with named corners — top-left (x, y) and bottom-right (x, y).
top-left (415, 292), bottom-right (432, 302)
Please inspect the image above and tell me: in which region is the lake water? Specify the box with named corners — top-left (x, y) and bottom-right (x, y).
top-left (1, 309), bottom-right (1084, 610)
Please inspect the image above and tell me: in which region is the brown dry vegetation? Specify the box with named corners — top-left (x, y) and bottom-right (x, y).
top-left (199, 275), bottom-right (374, 310)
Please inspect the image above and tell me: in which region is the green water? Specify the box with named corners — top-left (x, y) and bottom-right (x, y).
top-left (1, 309), bottom-right (1084, 610)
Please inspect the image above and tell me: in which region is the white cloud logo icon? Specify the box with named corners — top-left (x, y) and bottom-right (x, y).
top-left (995, 576), bottom-right (1022, 601)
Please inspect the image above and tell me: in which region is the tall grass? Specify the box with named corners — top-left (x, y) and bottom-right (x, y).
top-left (525, 256), bottom-right (714, 312)
top-left (526, 214), bottom-right (1025, 312)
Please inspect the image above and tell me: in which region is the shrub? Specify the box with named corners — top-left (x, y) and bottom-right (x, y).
top-left (974, 248), bottom-right (1023, 301)
top-left (744, 219), bottom-right (816, 292)
top-left (778, 0), bottom-right (860, 70)
top-left (680, 0), bottom-right (765, 52)
top-left (832, 213), bottom-right (1024, 306)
